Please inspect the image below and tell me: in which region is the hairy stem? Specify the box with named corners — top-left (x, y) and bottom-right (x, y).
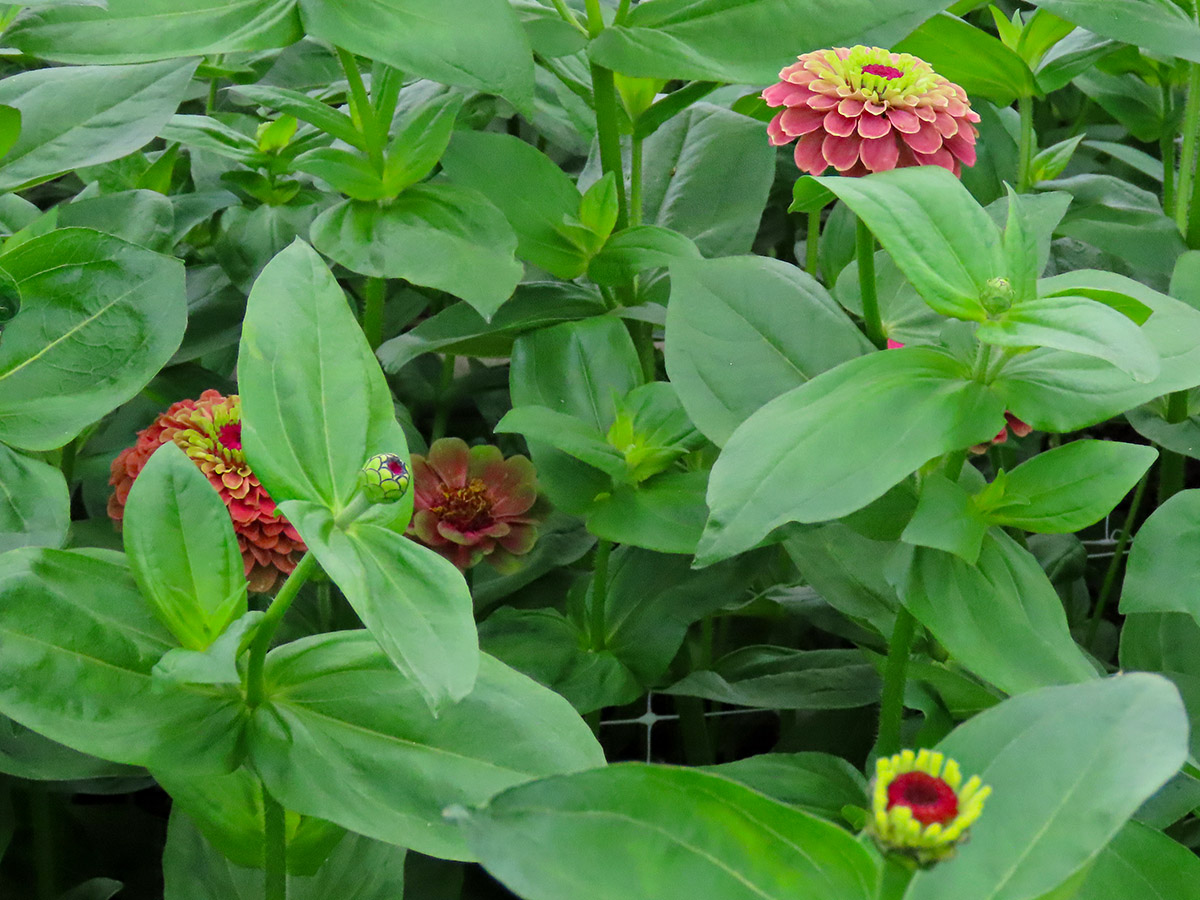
top-left (877, 607), bottom-right (917, 756)
top-left (856, 218), bottom-right (885, 348)
top-left (244, 553), bottom-right (318, 708)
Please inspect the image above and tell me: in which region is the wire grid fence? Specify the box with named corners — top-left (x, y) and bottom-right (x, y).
top-left (601, 513), bottom-right (1130, 763)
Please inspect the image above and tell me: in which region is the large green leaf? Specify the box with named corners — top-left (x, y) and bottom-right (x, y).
top-left (665, 255), bottom-right (870, 446)
top-left (1077, 822), bottom-right (1200, 900)
top-left (122, 443), bottom-right (247, 652)
top-left (889, 530), bottom-right (1096, 694)
top-left (896, 13), bottom-right (1036, 106)
top-left (462, 764), bottom-right (877, 900)
top-left (1027, 0), bottom-right (1200, 64)
top-left (586, 470), bottom-right (710, 554)
top-left (0, 59), bottom-right (197, 191)
top-left (699, 753), bottom-right (867, 823)
top-left (795, 168), bottom-right (1004, 322)
top-left (298, 0), bottom-right (534, 112)
top-left (5, 0), bottom-right (301, 63)
top-left (237, 240), bottom-right (409, 516)
top-left (248, 632), bottom-right (604, 860)
top-left (440, 131), bottom-right (590, 280)
top-left (163, 809), bottom-right (404, 900)
top-left (281, 502), bottom-right (478, 712)
top-left (996, 271), bottom-right (1200, 431)
top-left (0, 549), bottom-right (244, 773)
top-left (309, 187), bottom-right (522, 321)
top-left (697, 348), bottom-right (1004, 565)
top-left (908, 674), bottom-right (1188, 900)
top-left (0, 228), bottom-right (186, 451)
top-left (984, 440), bottom-right (1157, 533)
top-left (588, 0), bottom-right (954, 83)
top-left (1121, 489), bottom-right (1200, 620)
top-left (1119, 612), bottom-right (1200, 760)
top-left (0, 442), bottom-right (68, 552)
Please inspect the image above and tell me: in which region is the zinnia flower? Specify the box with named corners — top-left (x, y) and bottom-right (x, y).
top-left (868, 749), bottom-right (991, 866)
top-left (763, 45), bottom-right (980, 176)
top-left (407, 438), bottom-right (541, 572)
top-left (108, 390), bottom-right (305, 593)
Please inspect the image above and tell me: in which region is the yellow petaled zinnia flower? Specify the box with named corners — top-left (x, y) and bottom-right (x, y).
top-left (868, 749), bottom-right (991, 866)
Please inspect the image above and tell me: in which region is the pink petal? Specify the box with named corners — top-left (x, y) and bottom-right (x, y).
top-left (944, 131), bottom-right (977, 166)
top-left (933, 111), bottom-right (959, 138)
top-left (860, 135), bottom-right (900, 172)
top-left (498, 524), bottom-right (538, 555)
top-left (410, 456), bottom-right (442, 508)
top-left (864, 100), bottom-right (888, 116)
top-left (886, 107), bottom-right (921, 134)
top-left (822, 110), bottom-right (857, 137)
top-left (411, 509), bottom-right (447, 546)
top-left (780, 104), bottom-right (827, 137)
top-left (778, 61), bottom-right (807, 81)
top-left (763, 81), bottom-right (807, 107)
top-left (1005, 413), bottom-right (1033, 437)
top-left (767, 113), bottom-right (793, 146)
top-left (809, 79), bottom-right (841, 96)
top-left (857, 113), bottom-right (891, 139)
top-left (838, 98), bottom-right (865, 117)
top-left (822, 133), bottom-right (862, 172)
top-left (483, 457), bottom-right (538, 518)
top-left (912, 146), bottom-right (956, 172)
top-left (903, 119), bottom-right (943, 155)
top-left (426, 438), bottom-right (470, 489)
top-left (807, 93), bottom-right (839, 111)
top-left (887, 339), bottom-right (905, 349)
top-left (794, 131), bottom-right (828, 174)
top-left (914, 105), bottom-right (938, 122)
top-left (945, 97), bottom-right (968, 117)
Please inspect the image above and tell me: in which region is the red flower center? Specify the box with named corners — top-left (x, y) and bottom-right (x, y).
top-left (862, 64), bottom-right (904, 80)
top-left (432, 478), bottom-right (494, 532)
top-left (218, 423), bottom-right (243, 451)
top-left (887, 772), bottom-right (958, 825)
top-left (388, 458), bottom-right (406, 477)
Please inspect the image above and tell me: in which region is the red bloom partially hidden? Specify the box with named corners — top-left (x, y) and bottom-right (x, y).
top-left (763, 45), bottom-right (980, 177)
top-left (408, 438), bottom-right (541, 572)
top-left (108, 390), bottom-right (305, 593)
top-left (887, 771), bottom-right (959, 826)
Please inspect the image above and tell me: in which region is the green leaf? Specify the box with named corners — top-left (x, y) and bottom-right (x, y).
top-left (382, 94), bottom-right (462, 196)
top-left (440, 130), bottom-right (589, 279)
top-left (237, 240), bottom-right (409, 515)
top-left (698, 753), bottom-right (867, 823)
top-left (0, 59), bottom-right (197, 191)
top-left (0, 106), bottom-right (20, 165)
top-left (1032, 134), bottom-right (1085, 182)
top-left (888, 530), bottom-right (1097, 694)
top-left (0, 442), bottom-right (69, 553)
top-left (896, 13), bottom-right (1036, 106)
top-left (249, 632), bottom-right (604, 860)
top-left (59, 189), bottom-right (177, 253)
top-left (665, 255), bottom-right (871, 446)
top-left (0, 228), bottom-right (186, 451)
top-left (901, 473), bottom-right (989, 563)
top-left (5, 0), bottom-right (302, 63)
top-left (783, 524), bottom-right (898, 635)
top-left (586, 470), bottom-right (709, 554)
top-left (1000, 187), bottom-right (1044, 302)
top-left (232, 84), bottom-right (364, 151)
top-left (1121, 490), bottom-right (1200, 620)
top-left (461, 764), bottom-right (877, 900)
top-left (978, 295), bottom-right (1160, 382)
top-left (160, 115), bottom-right (260, 165)
top-left (0, 549), bottom-right (244, 773)
top-left (985, 440), bottom-right (1157, 533)
top-left (587, 0), bottom-right (957, 83)
top-left (495, 406), bottom-right (627, 479)
top-left (163, 809), bottom-right (404, 900)
top-left (0, 715), bottom-right (140, 782)
top-left (667, 647), bottom-right (881, 710)
top-left (309, 187), bottom-right (522, 321)
top-left (1076, 821), bottom-right (1200, 900)
top-left (578, 172), bottom-right (619, 246)
top-left (281, 502), bottom-right (478, 712)
top-left (292, 149), bottom-right (389, 201)
top-left (1026, 0), bottom-right (1200, 65)
top-left (587, 225), bottom-right (700, 286)
top-left (698, 348), bottom-right (1005, 565)
top-left (996, 271), bottom-right (1200, 431)
top-left (298, 0), bottom-right (534, 113)
top-left (908, 674), bottom-right (1188, 900)
top-left (796, 168), bottom-right (1004, 321)
top-left (123, 443), bottom-right (247, 651)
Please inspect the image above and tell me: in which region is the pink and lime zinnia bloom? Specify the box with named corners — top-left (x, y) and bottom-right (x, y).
top-left (763, 45), bottom-right (980, 177)
top-left (407, 438), bottom-right (542, 572)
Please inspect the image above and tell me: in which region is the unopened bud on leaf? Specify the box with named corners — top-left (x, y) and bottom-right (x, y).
top-left (980, 277), bottom-right (1014, 315)
top-left (359, 453), bottom-right (410, 503)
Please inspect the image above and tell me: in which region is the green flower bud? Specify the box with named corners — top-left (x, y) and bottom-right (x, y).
top-left (980, 277), bottom-right (1015, 315)
top-left (359, 453), bottom-right (410, 503)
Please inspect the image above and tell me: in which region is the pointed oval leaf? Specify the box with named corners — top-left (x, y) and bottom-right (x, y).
top-left (1027, 0), bottom-right (1200, 64)
top-left (0, 442), bottom-right (68, 552)
top-left (1121, 489), bottom-right (1200, 620)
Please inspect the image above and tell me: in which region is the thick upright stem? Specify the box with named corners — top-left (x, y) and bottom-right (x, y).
top-left (362, 277), bottom-right (385, 350)
top-left (589, 539), bottom-right (613, 651)
top-left (590, 64), bottom-right (629, 232)
top-left (805, 211), bottom-right (820, 279)
top-left (1158, 391), bottom-right (1191, 504)
top-left (1176, 64), bottom-right (1200, 235)
top-left (337, 47), bottom-right (385, 171)
top-left (877, 856), bottom-right (916, 900)
top-left (548, 0), bottom-right (587, 33)
top-left (630, 136), bottom-right (644, 227)
top-left (431, 354), bottom-right (456, 443)
top-left (1163, 83), bottom-right (1177, 215)
top-left (1016, 94), bottom-right (1035, 193)
top-left (877, 607), bottom-right (917, 756)
top-left (244, 553), bottom-right (318, 708)
top-left (262, 786), bottom-right (287, 900)
top-left (856, 218), bottom-right (885, 348)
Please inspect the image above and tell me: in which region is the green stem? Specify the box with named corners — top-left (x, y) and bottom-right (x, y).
top-left (856, 218), bottom-right (885, 348)
top-left (805, 211), bottom-right (820, 279)
top-left (59, 437), bottom-right (77, 487)
top-left (877, 856), bottom-right (917, 900)
top-left (1163, 83), bottom-right (1177, 216)
top-left (362, 277), bottom-right (386, 350)
top-left (1017, 94), bottom-right (1035, 192)
top-left (337, 47), bottom-right (385, 171)
top-left (1176, 64), bottom-right (1200, 235)
top-left (548, 0), bottom-right (588, 33)
top-left (262, 785), bottom-right (287, 900)
top-left (317, 580), bottom-right (333, 633)
top-left (589, 539), bottom-right (613, 650)
top-left (583, 0), bottom-right (605, 33)
top-left (614, 0), bottom-right (632, 24)
top-left (591, 64), bottom-right (629, 232)
top-left (630, 135), bottom-right (644, 227)
top-left (245, 553), bottom-right (318, 708)
top-left (430, 354), bottom-right (456, 443)
top-left (1157, 391), bottom-right (1190, 505)
top-left (675, 695), bottom-right (715, 765)
top-left (877, 607), bottom-right (917, 756)
top-left (1087, 470), bottom-right (1150, 651)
